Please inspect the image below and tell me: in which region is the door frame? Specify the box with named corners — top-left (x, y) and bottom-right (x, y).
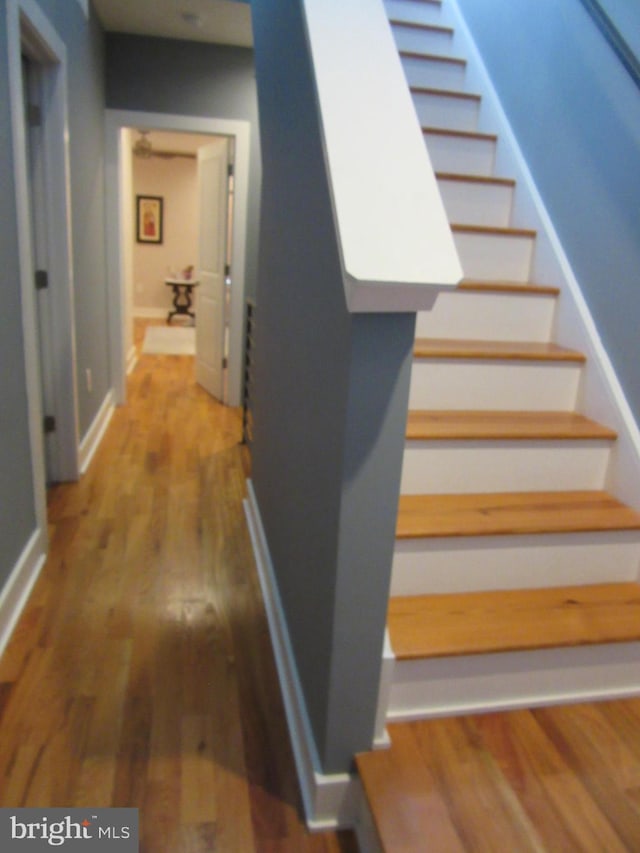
top-left (105, 110), bottom-right (251, 407)
top-left (8, 0), bottom-right (80, 534)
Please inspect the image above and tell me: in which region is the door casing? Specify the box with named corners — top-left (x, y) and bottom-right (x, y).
top-left (105, 110), bottom-right (251, 408)
top-left (8, 0), bottom-right (80, 537)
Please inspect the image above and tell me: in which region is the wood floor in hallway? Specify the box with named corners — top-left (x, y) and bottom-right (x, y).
top-left (0, 327), bottom-right (357, 852)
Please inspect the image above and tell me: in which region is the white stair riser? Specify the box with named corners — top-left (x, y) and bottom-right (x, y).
top-left (438, 178), bottom-right (513, 228)
top-left (412, 91), bottom-right (479, 132)
top-left (388, 642), bottom-right (640, 722)
top-left (453, 230), bottom-right (534, 282)
top-left (409, 360), bottom-right (582, 410)
top-left (416, 291), bottom-right (556, 341)
top-left (401, 440), bottom-right (611, 495)
top-left (391, 531), bottom-right (640, 595)
top-left (385, 0), bottom-right (445, 26)
top-left (402, 55), bottom-right (466, 90)
top-left (391, 24), bottom-right (453, 56)
top-left (425, 132), bottom-right (496, 177)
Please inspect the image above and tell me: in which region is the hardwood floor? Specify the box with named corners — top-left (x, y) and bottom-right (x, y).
top-left (358, 702), bottom-right (640, 851)
top-left (0, 323), bottom-right (357, 852)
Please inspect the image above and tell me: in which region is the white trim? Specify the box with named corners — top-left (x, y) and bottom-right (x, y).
top-left (75, 0), bottom-right (89, 18)
top-left (8, 0), bottom-right (80, 525)
top-left (388, 642), bottom-right (640, 722)
top-left (79, 390), bottom-right (115, 475)
top-left (302, 0), bottom-right (462, 311)
top-left (373, 631), bottom-right (393, 750)
top-left (244, 481), bottom-right (360, 830)
top-left (126, 346), bottom-right (138, 376)
top-left (133, 307), bottom-right (169, 319)
top-left (0, 529), bottom-right (46, 660)
top-left (105, 110), bottom-right (251, 408)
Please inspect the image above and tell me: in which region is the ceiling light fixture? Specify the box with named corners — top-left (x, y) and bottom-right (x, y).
top-left (133, 130), bottom-right (153, 159)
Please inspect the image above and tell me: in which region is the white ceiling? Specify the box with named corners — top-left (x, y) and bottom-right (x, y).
top-left (91, 0), bottom-right (253, 48)
top-left (129, 129), bottom-right (223, 155)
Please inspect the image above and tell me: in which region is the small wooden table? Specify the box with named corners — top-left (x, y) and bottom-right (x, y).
top-left (165, 278), bottom-right (199, 324)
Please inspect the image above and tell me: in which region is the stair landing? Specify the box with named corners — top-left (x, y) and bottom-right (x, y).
top-left (357, 699), bottom-right (640, 852)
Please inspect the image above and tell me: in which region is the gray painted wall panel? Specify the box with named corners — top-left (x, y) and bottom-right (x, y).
top-left (0, 5), bottom-right (37, 578)
top-left (251, 0), bottom-right (414, 773)
top-left (457, 0), bottom-right (640, 423)
top-left (0, 0), bottom-right (106, 580)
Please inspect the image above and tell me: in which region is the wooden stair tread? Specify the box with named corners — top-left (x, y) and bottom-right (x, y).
top-left (458, 279), bottom-right (560, 296)
top-left (406, 410), bottom-right (617, 441)
top-left (437, 171), bottom-right (515, 187)
top-left (411, 85), bottom-right (481, 102)
top-left (451, 222), bottom-right (536, 238)
top-left (413, 338), bottom-right (586, 362)
top-left (423, 126), bottom-right (497, 142)
top-left (396, 490), bottom-right (640, 539)
top-left (388, 582), bottom-right (640, 659)
top-left (400, 50), bottom-right (466, 67)
top-left (390, 19), bottom-right (453, 35)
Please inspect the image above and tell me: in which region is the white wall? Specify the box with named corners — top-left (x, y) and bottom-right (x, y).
top-left (132, 153), bottom-right (199, 315)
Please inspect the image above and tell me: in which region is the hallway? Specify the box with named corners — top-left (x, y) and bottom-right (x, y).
top-left (0, 324), bottom-right (357, 852)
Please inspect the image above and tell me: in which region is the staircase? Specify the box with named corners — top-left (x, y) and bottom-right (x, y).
top-left (356, 0), bottom-right (640, 848)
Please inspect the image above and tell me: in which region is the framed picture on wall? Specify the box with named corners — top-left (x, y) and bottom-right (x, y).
top-left (136, 195), bottom-right (163, 244)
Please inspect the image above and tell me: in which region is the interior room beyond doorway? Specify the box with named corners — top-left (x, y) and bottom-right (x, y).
top-left (122, 128), bottom-right (234, 401)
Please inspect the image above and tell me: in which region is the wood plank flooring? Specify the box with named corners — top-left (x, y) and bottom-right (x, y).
top-left (388, 582), bottom-right (640, 658)
top-left (0, 321), bottom-right (357, 853)
top-left (358, 702), bottom-right (640, 852)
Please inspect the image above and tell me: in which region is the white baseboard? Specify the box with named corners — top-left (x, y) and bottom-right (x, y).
top-left (133, 307), bottom-right (168, 319)
top-left (79, 389), bottom-right (115, 475)
top-left (126, 344), bottom-right (138, 375)
top-left (0, 528), bottom-right (46, 659)
top-left (243, 480), bottom-right (361, 831)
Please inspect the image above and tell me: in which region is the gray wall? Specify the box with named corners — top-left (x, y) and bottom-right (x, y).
top-left (251, 0), bottom-right (415, 773)
top-left (105, 34), bottom-right (261, 302)
top-left (0, 0), bottom-right (107, 581)
top-left (0, 3), bottom-right (37, 576)
top-left (457, 0), bottom-right (640, 423)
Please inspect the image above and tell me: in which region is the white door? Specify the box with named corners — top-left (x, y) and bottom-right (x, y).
top-left (196, 139), bottom-right (230, 401)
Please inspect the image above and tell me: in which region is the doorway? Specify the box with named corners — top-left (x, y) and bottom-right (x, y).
top-left (105, 110), bottom-right (251, 409)
top-left (123, 129), bottom-right (234, 402)
top-left (8, 0), bottom-right (80, 537)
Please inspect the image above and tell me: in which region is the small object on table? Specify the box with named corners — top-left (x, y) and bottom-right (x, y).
top-left (165, 277), bottom-right (200, 324)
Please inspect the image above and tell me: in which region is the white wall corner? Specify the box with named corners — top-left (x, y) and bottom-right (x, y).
top-left (243, 480), bottom-right (362, 830)
top-left (0, 528), bottom-right (47, 660)
top-left (373, 631), bottom-right (395, 750)
top-left (79, 389), bottom-right (115, 474)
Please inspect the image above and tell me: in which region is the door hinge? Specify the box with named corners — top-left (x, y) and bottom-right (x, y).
top-left (43, 415), bottom-right (56, 434)
top-left (224, 264), bottom-right (231, 277)
top-left (222, 357), bottom-right (228, 370)
top-left (35, 269), bottom-right (48, 290)
top-left (27, 103), bottom-right (42, 127)
top-left (227, 163), bottom-right (234, 178)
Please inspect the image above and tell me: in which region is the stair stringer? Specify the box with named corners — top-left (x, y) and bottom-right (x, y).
top-left (444, 0), bottom-right (640, 511)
